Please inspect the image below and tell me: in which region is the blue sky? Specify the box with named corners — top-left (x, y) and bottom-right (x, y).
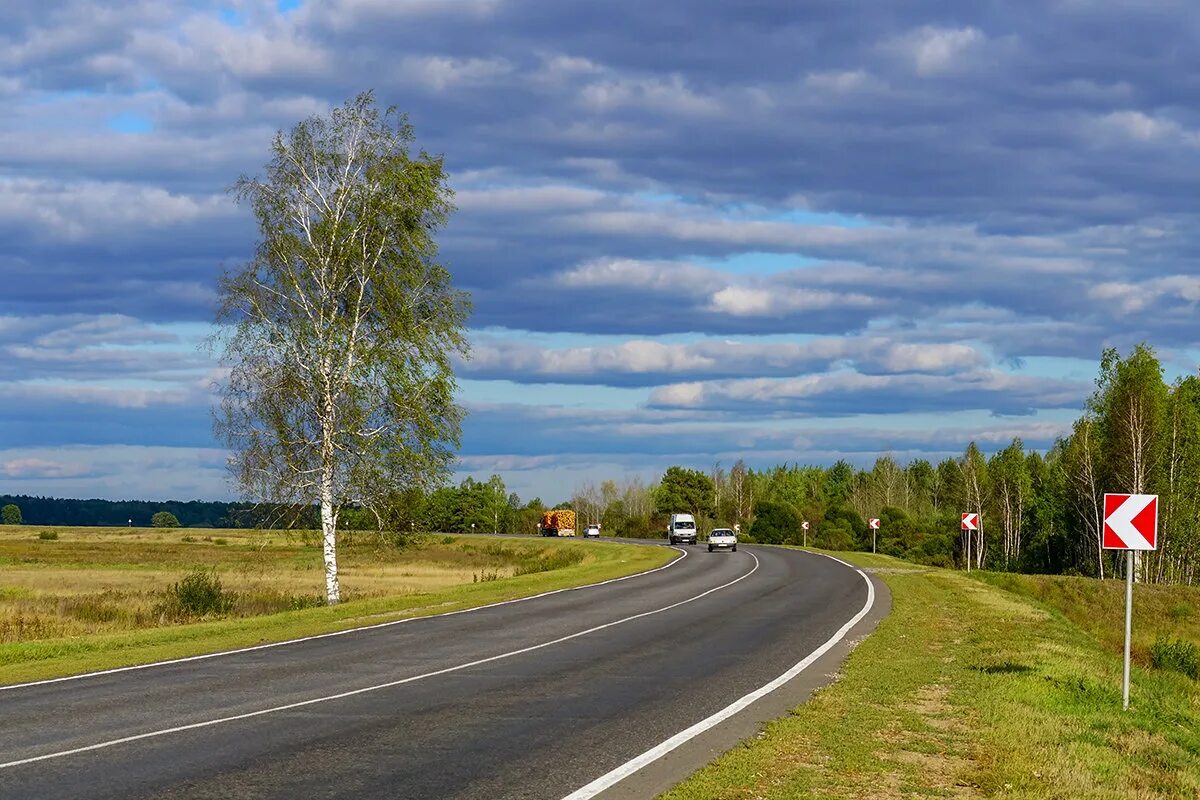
top-left (2, 0), bottom-right (1199, 502)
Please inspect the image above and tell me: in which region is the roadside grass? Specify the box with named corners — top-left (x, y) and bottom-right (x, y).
top-left (662, 551), bottom-right (1200, 800)
top-left (0, 527), bottom-right (672, 685)
top-left (969, 571), bottom-right (1200, 665)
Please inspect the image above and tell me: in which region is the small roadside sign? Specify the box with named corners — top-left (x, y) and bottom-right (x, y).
top-left (961, 512), bottom-right (979, 531)
top-left (801, 521), bottom-right (810, 531)
top-left (1102, 492), bottom-right (1159, 711)
top-left (1103, 494), bottom-right (1158, 550)
top-left (868, 518), bottom-right (880, 530)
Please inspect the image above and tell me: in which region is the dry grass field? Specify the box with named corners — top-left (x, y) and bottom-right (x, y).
top-left (0, 526), bottom-right (670, 683)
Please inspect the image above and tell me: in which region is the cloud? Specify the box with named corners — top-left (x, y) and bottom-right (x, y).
top-left (2, 0), bottom-right (1199, 502)
top-left (462, 336), bottom-right (989, 386)
top-left (647, 369), bottom-right (1088, 417)
top-left (894, 26), bottom-right (985, 76)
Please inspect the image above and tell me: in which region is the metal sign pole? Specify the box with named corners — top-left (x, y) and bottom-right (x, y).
top-left (1123, 549), bottom-right (1133, 710)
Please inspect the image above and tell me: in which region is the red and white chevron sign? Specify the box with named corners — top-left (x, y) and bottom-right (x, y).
top-left (801, 521), bottom-right (810, 531)
top-left (1103, 493), bottom-right (1157, 551)
top-left (868, 518), bottom-right (880, 530)
top-left (961, 512), bottom-right (979, 531)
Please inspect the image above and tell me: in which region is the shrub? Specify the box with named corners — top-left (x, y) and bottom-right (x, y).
top-left (441, 535), bottom-right (456, 545)
top-left (1150, 637), bottom-right (1199, 680)
top-left (162, 569), bottom-right (235, 618)
top-left (37, 531), bottom-right (58, 540)
top-left (213, 538), bottom-right (228, 545)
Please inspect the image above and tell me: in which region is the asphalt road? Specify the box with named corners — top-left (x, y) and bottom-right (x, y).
top-left (0, 541), bottom-right (884, 800)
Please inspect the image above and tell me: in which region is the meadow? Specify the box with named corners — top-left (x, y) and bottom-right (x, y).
top-left (664, 551), bottom-right (1200, 800)
top-left (0, 525), bottom-right (671, 684)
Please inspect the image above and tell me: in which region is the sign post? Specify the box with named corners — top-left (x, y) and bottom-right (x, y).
top-left (961, 513), bottom-right (980, 572)
top-left (868, 518), bottom-right (880, 553)
top-left (801, 520), bottom-right (809, 547)
top-left (1102, 493), bottom-right (1158, 710)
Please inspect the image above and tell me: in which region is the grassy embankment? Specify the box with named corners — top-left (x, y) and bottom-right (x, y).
top-left (664, 550), bottom-right (1200, 799)
top-left (0, 526), bottom-right (672, 685)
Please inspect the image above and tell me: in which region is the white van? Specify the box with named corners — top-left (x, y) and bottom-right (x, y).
top-left (667, 513), bottom-right (698, 545)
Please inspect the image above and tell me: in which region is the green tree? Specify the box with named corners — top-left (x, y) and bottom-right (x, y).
top-left (152, 511), bottom-right (180, 528)
top-left (989, 439), bottom-right (1031, 570)
top-left (654, 466), bottom-right (716, 520)
top-left (749, 500), bottom-right (802, 545)
top-left (1, 504), bottom-right (21, 525)
top-left (1091, 345), bottom-right (1168, 496)
top-left (212, 93), bottom-right (469, 604)
top-left (1157, 377), bottom-right (1200, 583)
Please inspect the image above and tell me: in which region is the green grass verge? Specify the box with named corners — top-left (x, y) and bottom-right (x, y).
top-left (0, 537), bottom-right (672, 686)
top-left (662, 551), bottom-right (1200, 799)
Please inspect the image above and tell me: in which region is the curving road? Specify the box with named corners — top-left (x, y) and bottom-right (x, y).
top-left (0, 541), bottom-right (885, 799)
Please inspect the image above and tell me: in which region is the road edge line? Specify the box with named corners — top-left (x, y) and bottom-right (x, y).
top-left (560, 551), bottom-right (876, 800)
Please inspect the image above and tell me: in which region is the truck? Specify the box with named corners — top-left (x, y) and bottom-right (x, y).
top-left (540, 509), bottom-right (577, 537)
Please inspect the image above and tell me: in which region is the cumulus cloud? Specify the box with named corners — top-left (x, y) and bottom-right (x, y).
top-left (647, 369), bottom-right (1088, 417)
top-left (462, 336), bottom-right (989, 386)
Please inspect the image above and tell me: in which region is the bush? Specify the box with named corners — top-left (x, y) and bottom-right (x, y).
top-left (152, 511), bottom-right (181, 528)
top-left (441, 535), bottom-right (456, 545)
top-left (37, 530), bottom-right (58, 540)
top-left (1150, 637), bottom-right (1199, 680)
top-left (162, 569), bottom-right (235, 618)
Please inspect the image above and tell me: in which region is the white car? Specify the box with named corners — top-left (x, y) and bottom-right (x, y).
top-left (708, 528), bottom-right (737, 552)
top-left (584, 524), bottom-right (601, 539)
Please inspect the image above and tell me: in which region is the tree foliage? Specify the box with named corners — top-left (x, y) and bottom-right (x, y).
top-left (212, 93), bottom-right (469, 604)
top-left (654, 466), bottom-right (716, 520)
top-left (1, 504), bottom-right (21, 525)
top-left (151, 511), bottom-right (181, 528)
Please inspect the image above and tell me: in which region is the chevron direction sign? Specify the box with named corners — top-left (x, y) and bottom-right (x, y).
top-left (801, 521), bottom-right (810, 531)
top-left (961, 512), bottom-right (979, 531)
top-left (1102, 493), bottom-right (1158, 551)
top-left (868, 518), bottom-right (880, 530)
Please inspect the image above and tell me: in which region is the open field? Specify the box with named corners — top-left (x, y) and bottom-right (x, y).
top-left (663, 552), bottom-right (1200, 800)
top-left (0, 526), bottom-right (672, 685)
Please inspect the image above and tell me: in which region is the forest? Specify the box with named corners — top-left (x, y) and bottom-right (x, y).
top-left (4, 345), bottom-right (1196, 584)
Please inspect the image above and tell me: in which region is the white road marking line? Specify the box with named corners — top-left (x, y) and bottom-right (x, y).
top-left (1, 542), bottom-right (688, 693)
top-left (0, 551), bottom-right (758, 770)
top-left (560, 551), bottom-right (876, 800)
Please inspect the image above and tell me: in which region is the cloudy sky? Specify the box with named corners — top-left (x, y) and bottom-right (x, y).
top-left (3, 0), bottom-right (1199, 502)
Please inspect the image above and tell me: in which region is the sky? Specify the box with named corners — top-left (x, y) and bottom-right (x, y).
top-left (2, 0), bottom-right (1199, 503)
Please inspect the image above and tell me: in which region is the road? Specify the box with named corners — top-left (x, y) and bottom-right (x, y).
top-left (0, 541), bottom-right (885, 800)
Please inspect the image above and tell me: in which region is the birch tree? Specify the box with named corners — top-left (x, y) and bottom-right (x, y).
top-left (213, 93), bottom-right (469, 604)
top-left (960, 442), bottom-right (988, 569)
top-left (1063, 417), bottom-right (1106, 578)
top-left (1090, 345), bottom-right (1167, 581)
top-left (989, 438), bottom-right (1031, 570)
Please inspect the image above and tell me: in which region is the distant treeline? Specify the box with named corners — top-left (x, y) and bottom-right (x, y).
top-left (0, 495), bottom-right (253, 528)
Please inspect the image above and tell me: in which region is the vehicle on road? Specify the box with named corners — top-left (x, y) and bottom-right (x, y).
top-left (541, 509), bottom-right (577, 537)
top-left (584, 523), bottom-right (601, 538)
top-left (708, 528), bottom-right (737, 552)
top-left (667, 513), bottom-right (698, 545)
